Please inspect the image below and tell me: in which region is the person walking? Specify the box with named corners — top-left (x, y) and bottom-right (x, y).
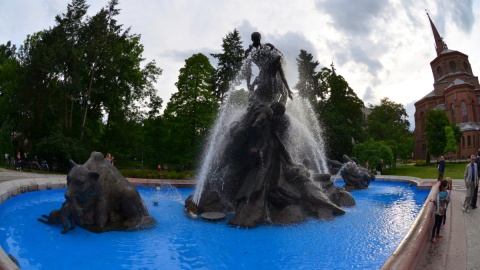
top-left (437, 156), bottom-right (445, 181)
top-left (442, 177), bottom-right (452, 227)
top-left (472, 152), bottom-right (480, 209)
top-left (430, 180), bottom-right (449, 243)
top-left (463, 155), bottom-right (478, 213)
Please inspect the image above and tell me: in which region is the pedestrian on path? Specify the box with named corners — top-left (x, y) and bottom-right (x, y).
top-left (463, 155), bottom-right (478, 213)
top-left (430, 180), bottom-right (449, 243)
top-left (472, 151), bottom-right (480, 209)
top-left (442, 177), bottom-right (452, 227)
top-left (437, 156), bottom-right (445, 181)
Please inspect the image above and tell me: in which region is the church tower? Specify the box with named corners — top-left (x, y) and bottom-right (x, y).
top-left (413, 13), bottom-right (480, 160)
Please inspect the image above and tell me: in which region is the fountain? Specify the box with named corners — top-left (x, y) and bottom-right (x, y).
top-left (0, 31), bottom-right (428, 270)
top-left (0, 182), bottom-right (428, 269)
top-left (184, 32), bottom-right (373, 228)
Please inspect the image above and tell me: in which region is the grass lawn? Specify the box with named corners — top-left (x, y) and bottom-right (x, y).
top-left (387, 162), bottom-right (468, 180)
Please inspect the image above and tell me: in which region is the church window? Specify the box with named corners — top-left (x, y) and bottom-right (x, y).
top-left (449, 61), bottom-right (457, 71)
top-left (437, 66), bottom-right (442, 76)
top-left (462, 136), bottom-right (465, 147)
top-left (468, 135), bottom-right (471, 146)
top-left (462, 101), bottom-right (467, 122)
top-left (450, 104), bottom-right (456, 124)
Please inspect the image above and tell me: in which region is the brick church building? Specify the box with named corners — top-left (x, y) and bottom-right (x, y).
top-left (413, 14), bottom-right (480, 160)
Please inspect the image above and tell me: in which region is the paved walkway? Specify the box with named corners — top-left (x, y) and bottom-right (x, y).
top-left (415, 179), bottom-right (480, 270)
top-left (0, 169), bottom-right (478, 269)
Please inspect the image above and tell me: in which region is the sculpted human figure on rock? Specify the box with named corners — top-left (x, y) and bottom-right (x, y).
top-left (243, 32), bottom-right (293, 105)
top-left (39, 151), bottom-right (156, 233)
top-left (185, 32), bottom-right (356, 228)
top-left (327, 155), bottom-right (375, 191)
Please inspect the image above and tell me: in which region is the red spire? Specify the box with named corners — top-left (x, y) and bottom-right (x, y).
top-left (427, 12), bottom-right (448, 56)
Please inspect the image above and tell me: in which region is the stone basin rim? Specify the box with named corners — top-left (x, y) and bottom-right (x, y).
top-left (0, 175), bottom-right (432, 270)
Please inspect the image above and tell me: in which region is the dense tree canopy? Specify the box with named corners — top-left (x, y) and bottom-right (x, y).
top-left (162, 53), bottom-right (219, 167)
top-left (365, 98), bottom-right (413, 161)
top-left (295, 49), bottom-right (319, 102)
top-left (211, 29), bottom-right (244, 104)
top-left (366, 98), bottom-right (410, 141)
top-left (293, 50), bottom-right (366, 161)
top-left (351, 140), bottom-right (394, 172)
top-left (315, 66), bottom-right (366, 161)
top-left (425, 109), bottom-right (450, 157)
top-left (0, 0), bottom-right (162, 166)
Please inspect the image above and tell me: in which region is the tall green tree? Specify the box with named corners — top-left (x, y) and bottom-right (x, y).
top-left (0, 41), bottom-right (20, 129)
top-left (7, 0), bottom-right (162, 163)
top-left (142, 96), bottom-right (166, 168)
top-left (295, 49), bottom-right (319, 102)
top-left (0, 41), bottom-right (19, 158)
top-left (211, 29), bottom-right (244, 103)
top-left (365, 97), bottom-right (413, 161)
top-left (315, 65), bottom-right (365, 160)
top-left (366, 98), bottom-right (410, 141)
top-left (444, 125), bottom-right (458, 154)
top-left (163, 53), bottom-right (218, 166)
top-left (425, 109), bottom-right (450, 158)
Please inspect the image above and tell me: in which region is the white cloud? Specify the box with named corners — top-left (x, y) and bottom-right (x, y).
top-left (1, 0), bottom-right (479, 131)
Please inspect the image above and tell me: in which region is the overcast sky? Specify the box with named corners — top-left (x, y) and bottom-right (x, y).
top-left (1, 0), bottom-right (479, 130)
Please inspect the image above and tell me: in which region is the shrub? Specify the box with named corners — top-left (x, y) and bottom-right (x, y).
top-left (413, 159), bottom-right (430, 166)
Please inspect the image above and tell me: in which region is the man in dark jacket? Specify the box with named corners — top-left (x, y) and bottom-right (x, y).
top-left (437, 156), bottom-right (445, 181)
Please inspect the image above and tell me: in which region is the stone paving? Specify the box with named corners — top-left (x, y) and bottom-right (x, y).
top-left (414, 179), bottom-right (479, 270)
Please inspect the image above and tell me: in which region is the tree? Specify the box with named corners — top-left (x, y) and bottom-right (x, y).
top-left (0, 41), bottom-right (20, 156)
top-left (211, 29), bottom-right (244, 103)
top-left (366, 98), bottom-right (410, 141)
top-left (295, 49), bottom-right (319, 102)
top-left (10, 0), bottom-right (162, 162)
top-left (365, 98), bottom-right (413, 161)
top-left (351, 140), bottom-right (394, 172)
top-left (397, 134), bottom-right (414, 162)
top-left (315, 65), bottom-right (366, 160)
top-left (444, 125), bottom-right (457, 154)
top-left (163, 53), bottom-right (219, 166)
top-left (425, 109), bottom-right (450, 158)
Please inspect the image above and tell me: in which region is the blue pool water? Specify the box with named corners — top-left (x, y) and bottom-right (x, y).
top-left (0, 181), bottom-right (429, 270)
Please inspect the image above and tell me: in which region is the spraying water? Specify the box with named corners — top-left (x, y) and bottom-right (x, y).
top-left (285, 98), bottom-right (329, 173)
top-left (192, 92), bottom-right (330, 204)
top-left (192, 90), bottom-right (247, 204)
top-left (186, 32), bottom-right (362, 228)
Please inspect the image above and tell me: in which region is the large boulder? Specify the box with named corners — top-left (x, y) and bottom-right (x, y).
top-left (61, 151), bottom-right (156, 233)
top-left (327, 155), bottom-right (375, 191)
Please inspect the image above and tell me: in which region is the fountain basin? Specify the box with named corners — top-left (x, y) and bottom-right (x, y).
top-left (0, 178), bottom-right (430, 269)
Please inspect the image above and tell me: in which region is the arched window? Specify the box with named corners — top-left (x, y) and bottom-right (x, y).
top-left (462, 136), bottom-right (465, 147)
top-left (451, 104), bottom-right (456, 124)
top-left (468, 135), bottom-right (471, 146)
top-left (462, 101), bottom-right (468, 122)
top-left (474, 135), bottom-right (476, 147)
top-left (420, 112), bottom-right (425, 138)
